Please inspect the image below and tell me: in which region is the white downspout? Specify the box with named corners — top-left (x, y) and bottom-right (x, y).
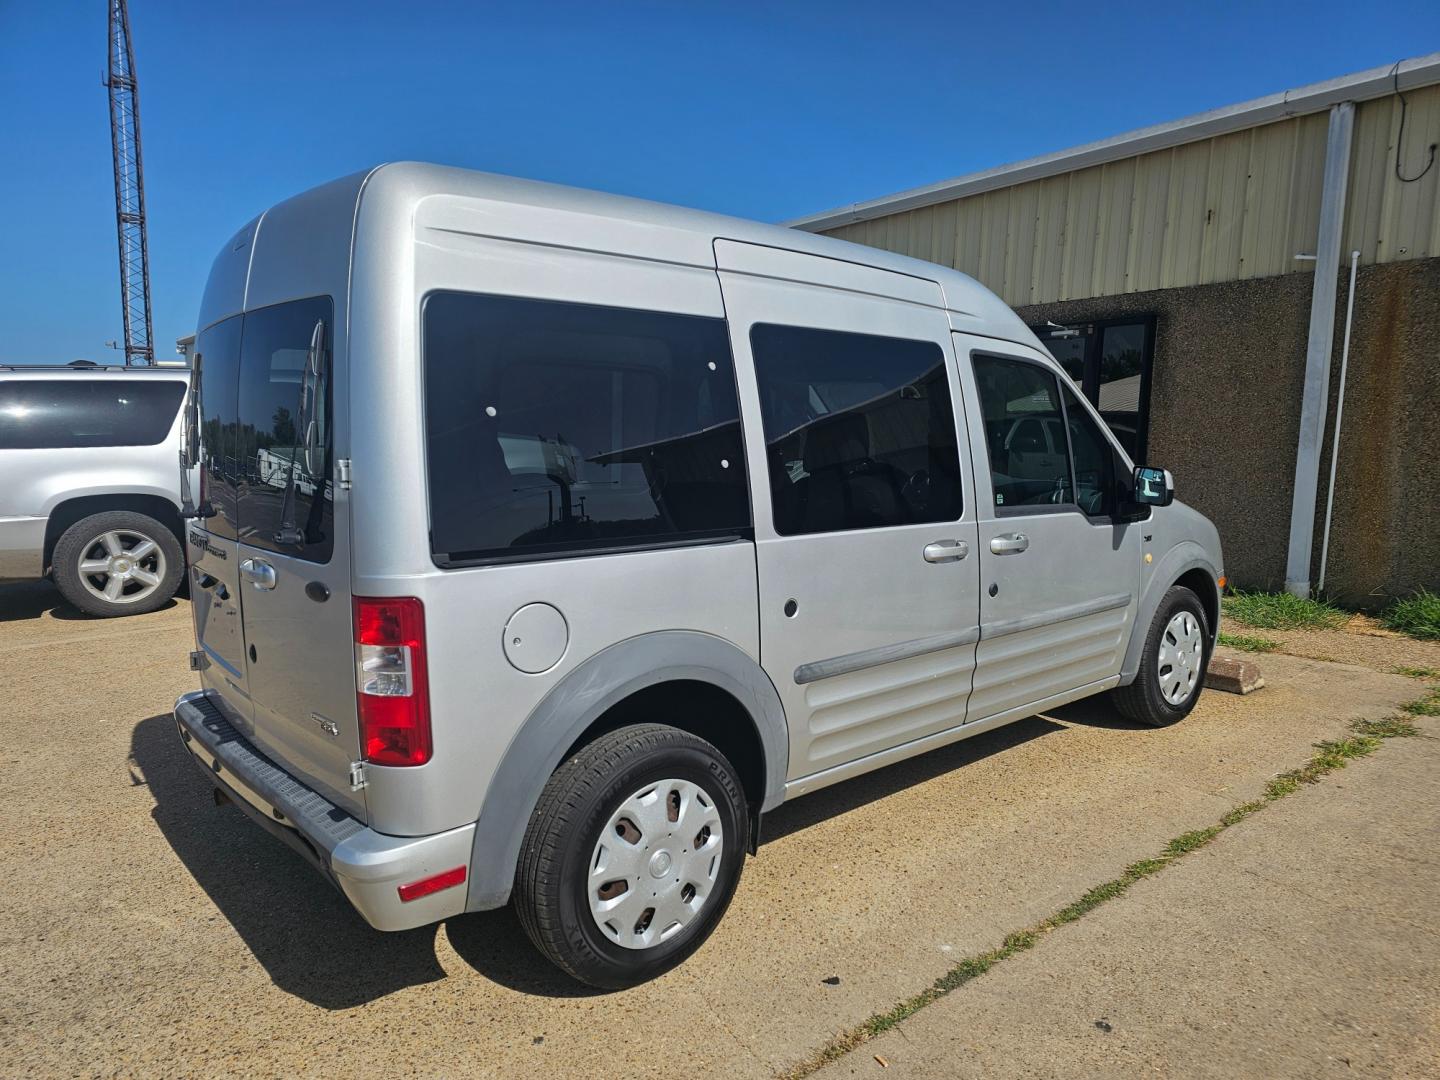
top-left (1317, 250), bottom-right (1361, 596)
top-left (1284, 101), bottom-right (1356, 598)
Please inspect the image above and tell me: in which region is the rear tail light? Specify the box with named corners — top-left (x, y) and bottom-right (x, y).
top-left (354, 596), bottom-right (432, 766)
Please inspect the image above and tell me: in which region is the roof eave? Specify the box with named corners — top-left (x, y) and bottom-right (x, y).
top-left (786, 51), bottom-right (1440, 232)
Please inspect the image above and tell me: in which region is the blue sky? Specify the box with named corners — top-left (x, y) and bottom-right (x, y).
top-left (2, 1), bottom-right (1437, 363)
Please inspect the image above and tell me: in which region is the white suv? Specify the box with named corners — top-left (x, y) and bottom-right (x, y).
top-left (0, 363), bottom-right (191, 616)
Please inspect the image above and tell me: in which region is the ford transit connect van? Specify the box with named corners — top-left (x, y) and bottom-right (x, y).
top-left (174, 164), bottom-right (1223, 988)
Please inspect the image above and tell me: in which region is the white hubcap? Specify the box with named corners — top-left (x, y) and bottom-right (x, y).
top-left (78, 530), bottom-right (166, 606)
top-left (1157, 610), bottom-right (1204, 705)
top-left (588, 778), bottom-right (724, 950)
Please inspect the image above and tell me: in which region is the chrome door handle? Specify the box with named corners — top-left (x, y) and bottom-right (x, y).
top-left (239, 557), bottom-right (277, 590)
top-left (923, 539), bottom-right (969, 563)
top-left (989, 533), bottom-right (1029, 555)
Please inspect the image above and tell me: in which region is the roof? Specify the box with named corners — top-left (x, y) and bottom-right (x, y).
top-left (787, 52), bottom-right (1440, 232)
top-left (0, 363), bottom-right (188, 377)
top-left (216, 162), bottom-right (1033, 344)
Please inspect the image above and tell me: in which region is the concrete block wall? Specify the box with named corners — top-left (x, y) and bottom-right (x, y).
top-left (1016, 257), bottom-right (1440, 607)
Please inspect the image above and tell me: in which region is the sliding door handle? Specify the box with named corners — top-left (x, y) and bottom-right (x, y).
top-left (989, 533), bottom-right (1029, 555)
top-left (923, 539), bottom-right (969, 564)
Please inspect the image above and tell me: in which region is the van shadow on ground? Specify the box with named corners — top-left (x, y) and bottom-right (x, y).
top-left (132, 701), bottom-right (1113, 1007)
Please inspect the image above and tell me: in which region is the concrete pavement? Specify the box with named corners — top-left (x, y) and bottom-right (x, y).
top-left (815, 710), bottom-right (1440, 1079)
top-left (0, 578), bottom-right (1434, 1078)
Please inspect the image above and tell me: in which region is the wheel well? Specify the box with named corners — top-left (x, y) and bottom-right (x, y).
top-left (43, 494), bottom-right (183, 573)
top-left (560, 680), bottom-right (768, 817)
top-left (1175, 567), bottom-right (1220, 643)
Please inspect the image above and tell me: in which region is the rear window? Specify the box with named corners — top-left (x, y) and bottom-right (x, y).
top-left (423, 292), bottom-right (750, 564)
top-left (0, 378), bottom-right (185, 450)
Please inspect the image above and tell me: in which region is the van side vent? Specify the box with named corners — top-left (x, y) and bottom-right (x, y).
top-left (348, 761), bottom-right (368, 791)
top-left (336, 458), bottom-right (352, 491)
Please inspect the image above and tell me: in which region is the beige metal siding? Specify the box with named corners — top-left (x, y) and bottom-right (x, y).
top-left (818, 85), bottom-right (1440, 305)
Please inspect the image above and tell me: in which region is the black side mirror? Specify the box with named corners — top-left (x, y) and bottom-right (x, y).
top-left (1134, 466), bottom-right (1175, 507)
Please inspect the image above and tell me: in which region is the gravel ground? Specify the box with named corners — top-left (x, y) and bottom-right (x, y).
top-left (0, 579), bottom-right (1429, 1078)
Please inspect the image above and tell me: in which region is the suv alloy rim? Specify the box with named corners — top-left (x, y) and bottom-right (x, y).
top-left (77, 529), bottom-right (167, 606)
top-left (588, 778), bottom-right (724, 950)
top-left (1157, 610), bottom-right (1204, 705)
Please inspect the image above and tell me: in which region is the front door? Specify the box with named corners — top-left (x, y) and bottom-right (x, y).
top-left (957, 338), bottom-right (1140, 722)
top-left (717, 242), bottom-right (981, 783)
top-left (232, 297), bottom-right (364, 816)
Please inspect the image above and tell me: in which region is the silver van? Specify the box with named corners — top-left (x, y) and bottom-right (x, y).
top-left (0, 363), bottom-right (190, 616)
top-left (174, 164), bottom-right (1223, 988)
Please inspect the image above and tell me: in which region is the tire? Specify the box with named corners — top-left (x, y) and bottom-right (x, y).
top-left (51, 510), bottom-right (185, 618)
top-left (514, 724), bottom-right (748, 989)
top-left (1111, 585), bottom-right (1211, 727)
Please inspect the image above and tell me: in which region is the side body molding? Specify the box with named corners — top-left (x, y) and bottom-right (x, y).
top-left (1119, 541), bottom-right (1222, 683)
top-left (465, 630), bottom-right (789, 911)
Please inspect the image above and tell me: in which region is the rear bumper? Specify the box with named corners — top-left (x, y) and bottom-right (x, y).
top-left (174, 690), bottom-right (475, 931)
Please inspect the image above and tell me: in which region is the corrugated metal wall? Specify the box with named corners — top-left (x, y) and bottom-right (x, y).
top-left (819, 85), bottom-right (1440, 307)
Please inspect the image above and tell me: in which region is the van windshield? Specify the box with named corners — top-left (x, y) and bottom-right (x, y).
top-left (422, 292), bottom-right (751, 564)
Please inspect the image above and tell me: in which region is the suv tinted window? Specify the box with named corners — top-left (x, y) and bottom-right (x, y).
top-left (971, 355), bottom-right (1073, 509)
top-left (0, 378), bottom-right (184, 450)
top-left (751, 324), bottom-right (962, 536)
top-left (423, 292), bottom-right (749, 564)
top-left (235, 297), bottom-right (334, 563)
top-left (193, 315), bottom-right (243, 539)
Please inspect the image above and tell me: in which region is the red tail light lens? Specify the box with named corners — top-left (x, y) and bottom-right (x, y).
top-left (353, 596), bottom-right (431, 766)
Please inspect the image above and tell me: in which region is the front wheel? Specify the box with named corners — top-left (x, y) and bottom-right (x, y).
top-left (1111, 585), bottom-right (1210, 726)
top-left (514, 724), bottom-right (748, 989)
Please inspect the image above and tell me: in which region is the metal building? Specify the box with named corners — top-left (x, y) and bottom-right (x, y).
top-left (791, 54), bottom-right (1440, 605)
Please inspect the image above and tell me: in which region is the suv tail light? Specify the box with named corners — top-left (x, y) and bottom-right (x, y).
top-left (353, 596), bottom-right (432, 766)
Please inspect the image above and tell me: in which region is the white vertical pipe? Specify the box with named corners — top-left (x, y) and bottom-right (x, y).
top-left (1317, 250), bottom-right (1361, 596)
top-left (1285, 101), bottom-right (1355, 598)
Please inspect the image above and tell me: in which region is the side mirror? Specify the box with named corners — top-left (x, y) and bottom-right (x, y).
top-left (1133, 465), bottom-right (1175, 507)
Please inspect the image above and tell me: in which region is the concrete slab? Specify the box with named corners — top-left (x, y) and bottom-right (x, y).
top-left (0, 580), bottom-right (1426, 1078)
top-left (814, 717), bottom-right (1440, 1080)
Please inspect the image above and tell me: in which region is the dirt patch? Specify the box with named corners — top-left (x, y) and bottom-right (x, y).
top-left (1222, 610), bottom-right (1440, 674)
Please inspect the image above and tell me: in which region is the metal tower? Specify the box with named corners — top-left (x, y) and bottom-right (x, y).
top-left (105, 0), bottom-right (154, 365)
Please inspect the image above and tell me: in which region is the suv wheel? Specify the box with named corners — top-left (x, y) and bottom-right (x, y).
top-left (52, 511), bottom-right (184, 618)
top-left (515, 724), bottom-right (748, 989)
top-left (1111, 585), bottom-right (1211, 726)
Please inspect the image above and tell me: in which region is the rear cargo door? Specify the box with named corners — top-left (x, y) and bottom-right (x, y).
top-left (188, 314), bottom-right (252, 717)
top-left (232, 297), bottom-right (365, 818)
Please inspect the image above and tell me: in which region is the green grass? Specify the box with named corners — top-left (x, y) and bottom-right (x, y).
top-left (1217, 631), bottom-right (1281, 653)
top-left (777, 714), bottom-right (1417, 1080)
top-left (1222, 589), bottom-right (1348, 631)
top-left (1393, 666), bottom-right (1440, 680)
top-left (1381, 589), bottom-right (1440, 641)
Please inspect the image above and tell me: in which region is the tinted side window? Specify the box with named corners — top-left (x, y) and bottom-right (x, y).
top-left (750, 324), bottom-right (962, 536)
top-left (0, 379), bottom-right (184, 450)
top-left (194, 316), bottom-right (243, 539)
top-left (235, 297), bottom-right (334, 563)
top-left (423, 292), bottom-right (750, 564)
top-left (1062, 385), bottom-right (1117, 516)
top-left (971, 355), bottom-right (1073, 509)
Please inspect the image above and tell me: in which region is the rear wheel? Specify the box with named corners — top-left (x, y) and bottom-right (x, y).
top-left (514, 724), bottom-right (748, 989)
top-left (1111, 585), bottom-right (1210, 726)
top-left (51, 510), bottom-right (184, 618)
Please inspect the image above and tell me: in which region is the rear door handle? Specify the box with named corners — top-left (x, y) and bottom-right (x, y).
top-left (923, 539), bottom-right (969, 564)
top-left (989, 533), bottom-right (1029, 555)
top-left (239, 557), bottom-right (277, 590)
